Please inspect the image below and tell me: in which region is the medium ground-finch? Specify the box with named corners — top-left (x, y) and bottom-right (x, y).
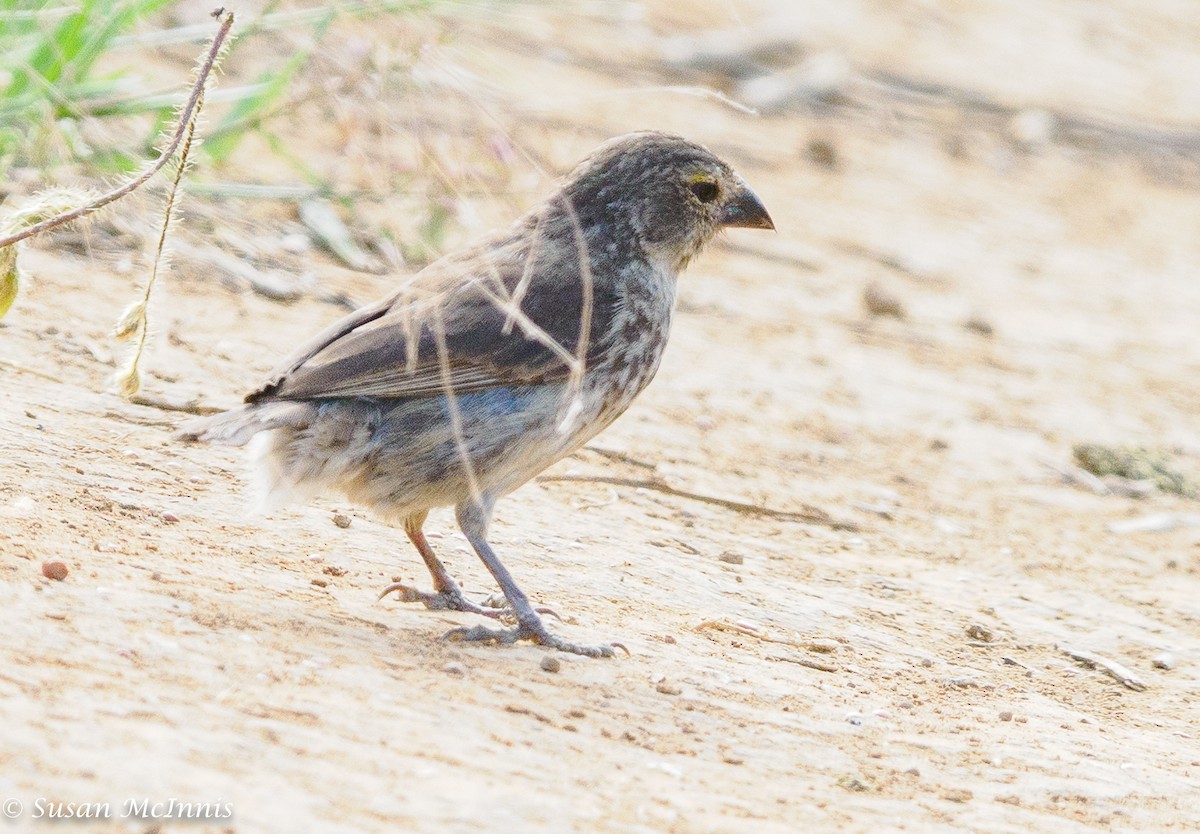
top-left (180, 131), bottom-right (773, 656)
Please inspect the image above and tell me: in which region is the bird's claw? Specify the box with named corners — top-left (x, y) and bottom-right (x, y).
top-left (477, 592), bottom-right (562, 621)
top-left (441, 620), bottom-right (625, 658)
top-left (378, 581), bottom-right (513, 619)
top-left (377, 582), bottom-right (560, 622)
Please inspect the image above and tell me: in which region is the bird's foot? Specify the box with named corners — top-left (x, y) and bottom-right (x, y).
top-left (377, 582), bottom-right (558, 622)
top-left (441, 617), bottom-right (625, 658)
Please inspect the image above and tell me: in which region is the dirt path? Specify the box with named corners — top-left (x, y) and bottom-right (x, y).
top-left (2, 2), bottom-right (1199, 832)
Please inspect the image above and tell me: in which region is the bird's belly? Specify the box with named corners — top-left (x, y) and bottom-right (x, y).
top-left (320, 384), bottom-right (605, 516)
top-left (268, 332), bottom-right (667, 519)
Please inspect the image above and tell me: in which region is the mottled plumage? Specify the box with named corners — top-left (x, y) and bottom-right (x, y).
top-left (180, 131), bottom-right (773, 656)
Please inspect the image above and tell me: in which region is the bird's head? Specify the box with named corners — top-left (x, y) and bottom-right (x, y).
top-left (558, 131), bottom-right (774, 273)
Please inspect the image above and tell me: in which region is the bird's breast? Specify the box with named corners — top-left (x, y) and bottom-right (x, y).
top-left (586, 270), bottom-right (677, 418)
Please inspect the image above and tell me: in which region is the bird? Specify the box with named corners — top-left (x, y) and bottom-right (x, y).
top-left (179, 131), bottom-right (774, 657)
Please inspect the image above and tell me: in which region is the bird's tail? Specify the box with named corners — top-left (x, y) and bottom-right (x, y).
top-left (177, 401), bottom-right (324, 511)
top-left (175, 402), bottom-right (310, 447)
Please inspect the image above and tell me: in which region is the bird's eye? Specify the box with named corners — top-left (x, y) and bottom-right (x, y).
top-left (691, 180), bottom-right (719, 203)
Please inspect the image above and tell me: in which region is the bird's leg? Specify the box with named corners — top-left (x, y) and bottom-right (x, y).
top-left (376, 512), bottom-right (507, 619)
top-left (441, 499), bottom-right (619, 658)
top-left (377, 512), bottom-right (557, 621)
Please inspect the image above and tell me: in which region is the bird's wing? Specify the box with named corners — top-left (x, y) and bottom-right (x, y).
top-left (247, 231), bottom-right (613, 403)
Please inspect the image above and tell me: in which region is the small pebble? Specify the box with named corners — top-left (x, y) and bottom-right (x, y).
top-left (966, 624), bottom-right (995, 642)
top-left (656, 680), bottom-right (682, 696)
top-left (805, 138), bottom-right (839, 169)
top-left (863, 281), bottom-right (906, 319)
top-left (442, 662), bottom-right (466, 677)
top-left (279, 232), bottom-right (310, 254)
top-left (1008, 108), bottom-right (1057, 149)
top-left (999, 710), bottom-right (1013, 722)
top-left (920, 658), bottom-right (933, 668)
top-left (332, 513), bottom-right (352, 529)
top-left (964, 314), bottom-right (995, 336)
top-left (942, 788), bottom-right (973, 803)
top-left (845, 712), bottom-right (864, 726)
top-left (837, 774), bottom-right (872, 792)
top-left (718, 551), bottom-right (743, 565)
top-left (161, 511), bottom-right (180, 523)
top-left (540, 655), bottom-right (561, 673)
top-left (42, 561), bottom-right (69, 581)
top-left (311, 578), bottom-right (328, 588)
top-left (1152, 652), bottom-right (1175, 670)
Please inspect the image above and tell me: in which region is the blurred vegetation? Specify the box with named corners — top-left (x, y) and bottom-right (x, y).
top-left (0, 0), bottom-right (442, 179)
top-left (1073, 444), bottom-right (1199, 499)
top-left (1, 0), bottom-right (513, 323)
top-left (0, 0), bottom-right (175, 174)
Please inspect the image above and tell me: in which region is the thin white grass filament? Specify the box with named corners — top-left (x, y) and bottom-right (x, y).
top-left (504, 202), bottom-right (549, 335)
top-left (586, 86), bottom-right (759, 117)
top-left (430, 306), bottom-right (483, 507)
top-left (555, 192), bottom-right (593, 434)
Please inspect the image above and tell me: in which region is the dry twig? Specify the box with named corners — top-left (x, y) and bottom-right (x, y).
top-left (584, 446), bottom-right (658, 470)
top-left (1038, 454), bottom-right (1111, 495)
top-left (128, 393), bottom-right (223, 416)
top-left (1061, 646), bottom-right (1147, 692)
top-left (0, 358), bottom-right (62, 383)
top-left (770, 655), bottom-right (839, 673)
top-left (538, 473), bottom-right (860, 530)
top-left (695, 620), bottom-right (841, 671)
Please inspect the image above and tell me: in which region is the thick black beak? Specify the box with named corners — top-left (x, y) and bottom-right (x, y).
top-left (719, 182), bottom-right (774, 230)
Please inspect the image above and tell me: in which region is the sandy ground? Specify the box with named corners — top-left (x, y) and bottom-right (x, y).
top-left (3, 1), bottom-right (1200, 832)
